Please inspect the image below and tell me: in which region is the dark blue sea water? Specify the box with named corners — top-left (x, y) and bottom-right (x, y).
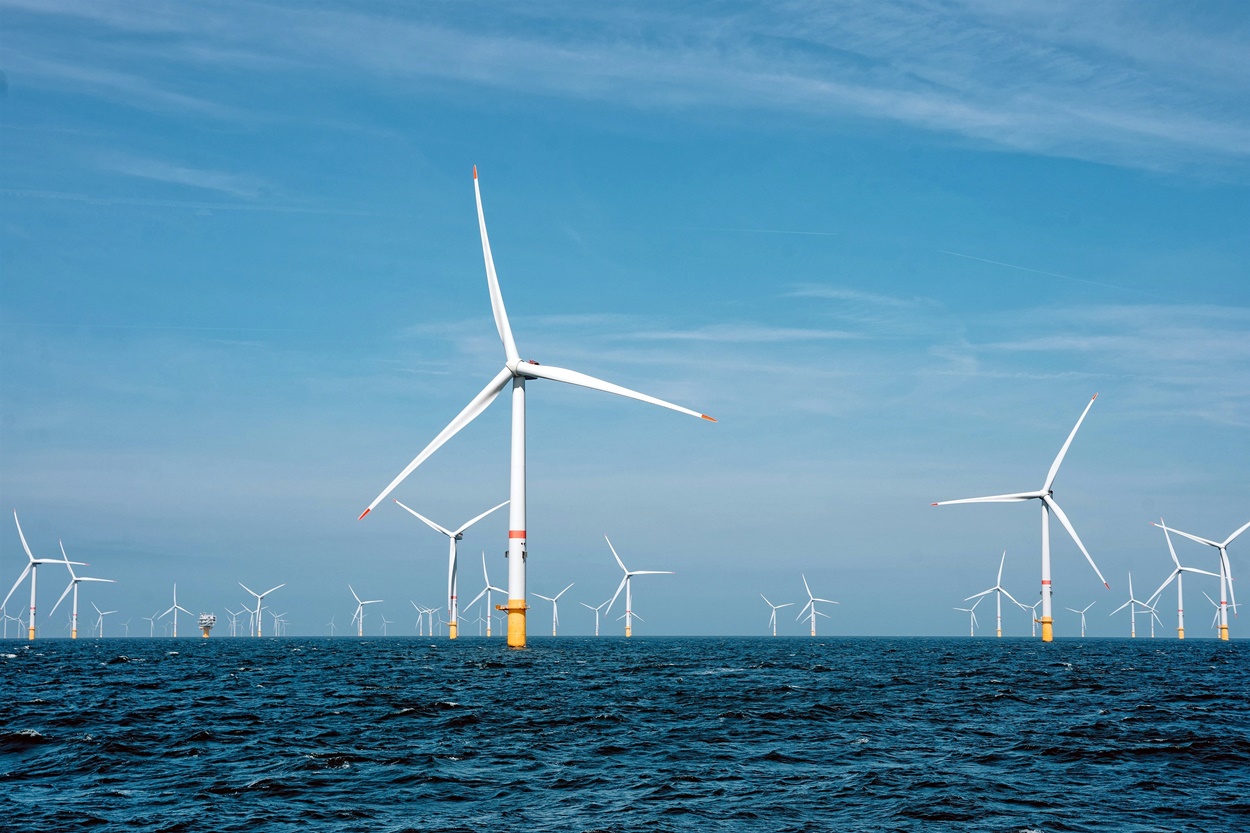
top-left (2, 637), bottom-right (1247, 832)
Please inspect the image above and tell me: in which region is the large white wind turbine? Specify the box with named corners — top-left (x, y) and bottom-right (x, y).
top-left (533, 583), bottom-right (574, 637)
top-left (1065, 601), bottom-right (1096, 637)
top-left (463, 553), bottom-right (506, 637)
top-left (761, 594), bottom-right (794, 637)
top-left (3, 512), bottom-right (86, 640)
top-left (954, 597), bottom-right (981, 636)
top-left (159, 584), bottom-right (191, 638)
top-left (796, 575), bottom-right (838, 637)
top-left (933, 395), bottom-right (1109, 642)
top-left (604, 535), bottom-right (673, 637)
top-left (1144, 520), bottom-right (1220, 640)
top-left (394, 500), bottom-right (507, 640)
top-left (1152, 519), bottom-right (1249, 641)
top-left (964, 550), bottom-right (1026, 638)
top-left (349, 585), bottom-right (381, 637)
top-left (49, 541), bottom-right (114, 639)
top-left (358, 169), bottom-right (714, 648)
top-left (240, 582), bottom-right (285, 637)
top-left (580, 600), bottom-right (609, 636)
top-left (1109, 574), bottom-right (1155, 638)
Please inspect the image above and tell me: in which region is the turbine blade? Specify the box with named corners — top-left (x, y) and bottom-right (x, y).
top-left (473, 167), bottom-right (520, 364)
top-left (394, 500), bottom-right (454, 538)
top-left (605, 575), bottom-right (627, 614)
top-left (13, 511), bottom-right (37, 563)
top-left (1043, 394), bottom-right (1097, 492)
top-left (629, 570), bottom-right (673, 576)
top-left (1161, 520), bottom-right (1182, 569)
top-left (518, 362), bottom-right (715, 422)
top-left (466, 587), bottom-right (488, 609)
top-left (1154, 523), bottom-right (1218, 549)
top-left (1223, 551), bottom-right (1237, 613)
top-left (261, 584), bottom-right (285, 598)
top-left (555, 583), bottom-right (574, 600)
top-left (359, 366), bottom-right (512, 519)
top-left (1222, 520), bottom-right (1250, 548)
top-left (239, 582), bottom-right (258, 598)
top-left (49, 581), bottom-right (74, 617)
top-left (605, 535), bottom-right (628, 574)
top-left (964, 589), bottom-right (994, 602)
top-left (2, 564), bottom-right (32, 609)
top-left (1045, 496), bottom-right (1110, 589)
top-left (760, 594), bottom-right (773, 606)
top-left (996, 550), bottom-right (1007, 585)
top-left (349, 585), bottom-right (362, 605)
top-left (453, 500), bottom-right (510, 536)
top-left (999, 588), bottom-right (1025, 608)
top-left (801, 574), bottom-right (813, 599)
top-left (932, 491), bottom-right (1040, 506)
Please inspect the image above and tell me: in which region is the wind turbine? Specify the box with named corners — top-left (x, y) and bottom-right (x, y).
top-left (393, 500), bottom-right (507, 640)
top-left (760, 594), bottom-right (794, 637)
top-left (954, 596), bottom-right (981, 636)
top-left (1109, 574), bottom-right (1155, 638)
top-left (49, 541), bottom-right (114, 639)
top-left (357, 169), bottom-right (715, 648)
top-left (91, 602), bottom-right (117, 638)
top-left (604, 535), bottom-right (673, 637)
top-left (1152, 519), bottom-right (1249, 641)
top-left (1065, 601), bottom-right (1096, 637)
top-left (1202, 591), bottom-right (1222, 632)
top-left (349, 585), bottom-right (381, 637)
top-left (121, 619), bottom-right (131, 637)
top-left (143, 612), bottom-right (158, 637)
top-left (463, 552), bottom-right (507, 637)
top-left (326, 614), bottom-right (337, 636)
top-left (240, 582), bottom-right (285, 637)
top-left (932, 395), bottom-right (1109, 642)
top-left (533, 583), bottom-right (574, 637)
top-left (380, 613), bottom-right (394, 636)
top-left (1144, 520), bottom-right (1221, 640)
top-left (964, 550), bottom-right (1027, 638)
top-left (159, 584), bottom-right (191, 638)
top-left (796, 574), bottom-right (838, 637)
top-left (1027, 599), bottom-right (1042, 637)
top-left (3, 511), bottom-right (86, 640)
top-left (580, 600), bottom-right (609, 636)
top-left (224, 608), bottom-right (246, 637)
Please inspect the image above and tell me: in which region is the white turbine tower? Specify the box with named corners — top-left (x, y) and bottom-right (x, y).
top-left (580, 600), bottom-right (609, 636)
top-left (3, 512), bottom-right (86, 640)
top-left (91, 602), bottom-right (117, 638)
top-left (1065, 601), bottom-right (1096, 637)
top-left (761, 594), bottom-right (794, 636)
top-left (954, 596), bottom-right (981, 636)
top-left (462, 553), bottom-right (506, 637)
top-left (349, 585), bottom-right (381, 637)
top-left (394, 500), bottom-right (507, 640)
top-left (1152, 519), bottom-right (1249, 641)
top-left (796, 575), bottom-right (838, 637)
top-left (533, 583), bottom-right (574, 637)
top-left (239, 582), bottom-right (285, 637)
top-left (49, 541), bottom-right (114, 639)
top-left (604, 535), bottom-right (673, 637)
top-left (358, 169), bottom-right (714, 648)
top-left (1109, 574), bottom-right (1155, 638)
top-left (1144, 520), bottom-right (1220, 640)
top-left (964, 551), bottom-right (1027, 638)
top-left (159, 584), bottom-right (191, 638)
top-left (933, 395), bottom-right (1109, 642)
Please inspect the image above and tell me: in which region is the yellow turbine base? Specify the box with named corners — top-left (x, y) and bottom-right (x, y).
top-left (449, 621), bottom-right (458, 640)
top-left (1041, 617), bottom-right (1053, 643)
top-left (996, 628), bottom-right (1002, 638)
top-left (504, 600), bottom-right (527, 648)
top-left (1177, 627), bottom-right (1184, 640)
top-left (625, 625), bottom-right (632, 638)
top-left (202, 628), bottom-right (211, 638)
top-left (28, 626), bottom-right (35, 640)
top-left (486, 627), bottom-right (492, 638)
top-left (1219, 624), bottom-right (1229, 641)
top-left (72, 629), bottom-right (78, 640)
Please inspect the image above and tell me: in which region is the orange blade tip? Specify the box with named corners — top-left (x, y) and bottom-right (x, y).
top-left (1092, 392), bottom-right (1098, 400)
top-left (357, 507), bottom-right (372, 521)
top-left (472, 165), bottom-right (478, 179)
top-left (930, 503), bottom-right (939, 506)
top-left (701, 414), bottom-right (717, 422)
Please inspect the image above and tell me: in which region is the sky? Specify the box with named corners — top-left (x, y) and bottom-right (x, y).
top-left (2, 0), bottom-right (1248, 639)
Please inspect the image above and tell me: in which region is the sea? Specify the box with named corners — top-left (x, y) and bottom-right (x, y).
top-left (2, 636), bottom-right (1247, 832)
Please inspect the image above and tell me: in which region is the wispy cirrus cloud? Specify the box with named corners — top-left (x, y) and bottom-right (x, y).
top-left (96, 151), bottom-right (273, 199)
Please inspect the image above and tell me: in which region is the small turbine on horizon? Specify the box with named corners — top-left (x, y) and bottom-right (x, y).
top-left (761, 594), bottom-right (794, 637)
top-left (533, 583), bottom-right (574, 637)
top-left (604, 535), bottom-right (673, 638)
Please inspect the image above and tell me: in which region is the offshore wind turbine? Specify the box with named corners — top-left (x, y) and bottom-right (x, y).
top-left (533, 583), bottom-right (574, 637)
top-left (580, 600), bottom-right (609, 636)
top-left (1144, 520), bottom-right (1220, 640)
top-left (240, 582), bottom-right (285, 637)
top-left (393, 500), bottom-right (508, 640)
top-left (964, 550), bottom-right (1026, 638)
top-left (760, 594), bottom-right (794, 636)
top-left (358, 168), bottom-right (714, 648)
top-left (1109, 574), bottom-right (1154, 638)
top-left (349, 585), bottom-right (381, 637)
top-left (91, 602), bottom-right (117, 638)
top-left (954, 597), bottom-right (981, 636)
top-left (1152, 519), bottom-right (1249, 641)
top-left (796, 575), bottom-right (838, 637)
top-left (1065, 601), bottom-right (1096, 637)
top-left (604, 535), bottom-right (673, 637)
top-left (159, 584), bottom-right (191, 638)
top-left (932, 395), bottom-right (1109, 642)
top-left (462, 553), bottom-right (505, 637)
top-left (3, 511), bottom-right (86, 640)
top-left (49, 541), bottom-right (114, 639)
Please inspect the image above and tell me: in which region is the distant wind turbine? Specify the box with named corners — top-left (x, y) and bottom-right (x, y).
top-left (1143, 520), bottom-right (1220, 640)
top-left (3, 511), bottom-right (86, 640)
top-left (1109, 574), bottom-right (1155, 638)
top-left (761, 594), bottom-right (794, 637)
top-left (349, 585), bottom-right (381, 637)
top-left (533, 583), bottom-right (574, 637)
top-left (933, 395), bottom-right (1109, 642)
top-left (954, 597), bottom-right (981, 636)
top-left (159, 584), bottom-right (191, 638)
top-left (964, 550), bottom-right (1026, 638)
top-left (463, 552), bottom-right (506, 637)
top-left (1152, 519), bottom-right (1249, 641)
top-left (240, 582), bottom-right (285, 637)
top-left (796, 575), bottom-right (838, 637)
top-left (580, 600), bottom-right (609, 636)
top-left (1065, 601), bottom-right (1096, 637)
top-left (49, 540), bottom-right (114, 640)
top-left (91, 602), bottom-right (117, 638)
top-left (604, 535), bottom-right (673, 637)
top-left (357, 169), bottom-right (714, 648)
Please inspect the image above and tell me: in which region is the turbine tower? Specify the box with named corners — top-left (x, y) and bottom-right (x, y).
top-left (49, 541), bottom-right (114, 639)
top-left (1144, 520), bottom-right (1220, 639)
top-left (964, 550), bottom-right (1026, 638)
top-left (159, 584), bottom-right (191, 638)
top-left (393, 500), bottom-right (507, 639)
top-left (604, 535), bottom-right (673, 637)
top-left (533, 583), bottom-right (574, 637)
top-left (933, 395), bottom-right (1109, 643)
top-left (349, 585), bottom-right (381, 637)
top-left (954, 596), bottom-right (981, 636)
top-left (796, 574), bottom-right (838, 637)
top-left (1110, 574), bottom-right (1156, 638)
top-left (240, 582), bottom-right (285, 637)
top-left (3, 512), bottom-right (85, 640)
top-left (1152, 519), bottom-right (1249, 641)
top-left (1066, 601), bottom-right (1096, 637)
top-left (358, 168), bottom-right (714, 648)
top-left (761, 594), bottom-right (794, 637)
top-left (580, 600), bottom-right (609, 636)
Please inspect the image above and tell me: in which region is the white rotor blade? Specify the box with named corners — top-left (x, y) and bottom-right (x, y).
top-left (605, 575), bottom-right (628, 614)
top-left (812, 598), bottom-right (839, 605)
top-left (261, 584), bottom-right (285, 598)
top-left (13, 510), bottom-right (36, 563)
top-left (466, 587), bottom-right (488, 609)
top-left (1222, 551), bottom-right (1237, 613)
top-left (796, 601), bottom-right (813, 620)
top-left (1145, 571), bottom-right (1178, 608)
top-left (996, 550), bottom-right (1006, 585)
top-left (605, 535), bottom-right (628, 574)
top-left (1043, 394), bottom-right (1097, 492)
top-left (1045, 495), bottom-right (1109, 588)
top-left (2, 564), bottom-right (31, 609)
top-left (473, 167), bottom-right (519, 365)
top-left (49, 580), bottom-right (75, 617)
top-left (1109, 598), bottom-right (1132, 616)
top-left (999, 588), bottom-right (1025, 608)
top-left (801, 574), bottom-right (814, 599)
top-left (360, 366), bottom-right (512, 519)
top-left (1155, 523), bottom-right (1218, 549)
top-left (760, 593), bottom-right (773, 607)
top-left (1223, 520), bottom-right (1250, 547)
top-left (453, 500), bottom-right (510, 536)
top-left (554, 583), bottom-right (575, 600)
top-left (629, 570), bottom-right (674, 576)
top-left (932, 491), bottom-right (1040, 506)
top-left (814, 610), bottom-right (831, 619)
top-left (534, 593), bottom-right (555, 602)
top-left (964, 588), bottom-right (995, 602)
top-left (519, 362), bottom-right (715, 423)
top-left (349, 585), bottom-right (363, 605)
top-left (1161, 521), bottom-right (1182, 569)
top-left (392, 500), bottom-right (454, 537)
top-left (775, 602), bottom-right (794, 609)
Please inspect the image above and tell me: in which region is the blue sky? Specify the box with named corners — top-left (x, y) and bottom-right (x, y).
top-left (2, 1), bottom-right (1248, 638)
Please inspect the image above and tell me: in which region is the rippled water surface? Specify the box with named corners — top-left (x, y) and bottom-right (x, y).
top-left (2, 637), bottom-right (1247, 832)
